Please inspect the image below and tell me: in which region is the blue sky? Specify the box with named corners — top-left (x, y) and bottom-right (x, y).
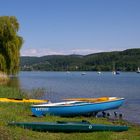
top-left (0, 0), bottom-right (140, 56)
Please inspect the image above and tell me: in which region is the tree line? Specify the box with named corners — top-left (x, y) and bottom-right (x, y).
top-left (20, 48), bottom-right (140, 71)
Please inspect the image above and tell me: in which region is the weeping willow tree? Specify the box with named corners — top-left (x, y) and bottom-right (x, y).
top-left (0, 16), bottom-right (23, 75)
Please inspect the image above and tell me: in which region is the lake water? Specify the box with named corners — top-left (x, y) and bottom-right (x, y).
top-left (9, 71), bottom-right (140, 124)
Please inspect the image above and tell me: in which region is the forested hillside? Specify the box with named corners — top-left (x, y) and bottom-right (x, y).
top-left (20, 48), bottom-right (140, 71)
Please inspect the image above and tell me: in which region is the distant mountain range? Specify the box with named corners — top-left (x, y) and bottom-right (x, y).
top-left (20, 48), bottom-right (140, 71)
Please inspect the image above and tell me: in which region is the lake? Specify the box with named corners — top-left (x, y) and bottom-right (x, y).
top-left (8, 71), bottom-right (140, 124)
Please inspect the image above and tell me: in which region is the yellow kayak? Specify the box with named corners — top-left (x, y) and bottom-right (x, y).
top-left (64, 97), bottom-right (119, 103)
top-left (0, 98), bottom-right (48, 103)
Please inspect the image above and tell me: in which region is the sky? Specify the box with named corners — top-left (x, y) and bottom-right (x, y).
top-left (0, 0), bottom-right (140, 56)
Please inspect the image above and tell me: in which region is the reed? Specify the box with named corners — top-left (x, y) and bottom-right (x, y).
top-left (0, 71), bottom-right (9, 85)
top-left (22, 88), bottom-right (46, 99)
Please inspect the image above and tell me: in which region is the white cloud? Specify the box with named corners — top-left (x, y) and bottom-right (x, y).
top-left (21, 48), bottom-right (103, 56)
top-left (70, 49), bottom-right (104, 55)
top-left (21, 48), bottom-right (62, 56)
top-left (20, 47), bottom-right (125, 56)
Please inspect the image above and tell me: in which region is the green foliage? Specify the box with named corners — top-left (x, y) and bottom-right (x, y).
top-left (0, 54), bottom-right (6, 72)
top-left (20, 49), bottom-right (140, 71)
top-left (0, 16), bottom-right (23, 74)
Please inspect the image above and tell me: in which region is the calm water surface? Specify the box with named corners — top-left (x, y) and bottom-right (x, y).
top-left (9, 71), bottom-right (140, 124)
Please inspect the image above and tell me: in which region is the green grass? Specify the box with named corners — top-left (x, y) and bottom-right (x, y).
top-left (0, 86), bottom-right (140, 140)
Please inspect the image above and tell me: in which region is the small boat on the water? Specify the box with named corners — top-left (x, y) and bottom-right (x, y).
top-left (31, 97), bottom-right (125, 117)
top-left (8, 120), bottom-right (128, 132)
top-left (137, 67), bottom-right (140, 73)
top-left (81, 72), bottom-right (86, 75)
top-left (112, 62), bottom-right (120, 75)
top-left (97, 71), bottom-right (101, 74)
top-left (0, 98), bottom-right (48, 103)
top-left (112, 71), bottom-right (120, 75)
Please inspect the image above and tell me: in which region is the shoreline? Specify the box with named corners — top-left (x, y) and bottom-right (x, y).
top-left (0, 86), bottom-right (140, 139)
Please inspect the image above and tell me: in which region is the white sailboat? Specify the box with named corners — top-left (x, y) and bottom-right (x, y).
top-left (112, 71), bottom-right (120, 75)
top-left (81, 72), bottom-right (86, 75)
top-left (137, 67), bottom-right (140, 73)
top-left (97, 71), bottom-right (101, 74)
top-left (112, 62), bottom-right (120, 75)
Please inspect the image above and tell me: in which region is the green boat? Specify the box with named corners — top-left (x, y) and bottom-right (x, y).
top-left (9, 120), bottom-right (128, 132)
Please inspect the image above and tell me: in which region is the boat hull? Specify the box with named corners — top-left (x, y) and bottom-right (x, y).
top-left (31, 98), bottom-right (125, 117)
top-left (9, 121), bottom-right (128, 132)
top-left (0, 98), bottom-right (48, 103)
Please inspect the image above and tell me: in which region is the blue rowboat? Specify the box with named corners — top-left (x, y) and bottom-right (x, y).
top-left (31, 97), bottom-right (125, 117)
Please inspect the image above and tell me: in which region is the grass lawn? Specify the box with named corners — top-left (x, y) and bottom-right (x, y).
top-left (0, 86), bottom-right (140, 140)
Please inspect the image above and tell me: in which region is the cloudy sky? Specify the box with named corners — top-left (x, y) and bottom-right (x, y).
top-left (0, 0), bottom-right (140, 56)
